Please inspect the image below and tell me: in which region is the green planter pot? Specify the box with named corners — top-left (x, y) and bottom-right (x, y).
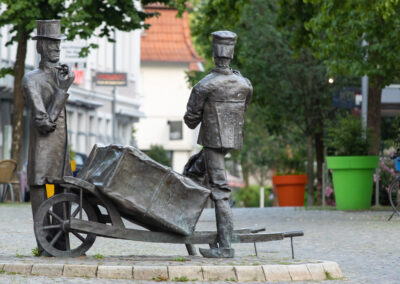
top-left (326, 156), bottom-right (379, 210)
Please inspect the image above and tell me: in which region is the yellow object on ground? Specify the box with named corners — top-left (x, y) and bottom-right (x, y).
top-left (46, 161), bottom-right (75, 198)
top-left (71, 160), bottom-right (76, 172)
top-left (46, 184), bottom-right (55, 198)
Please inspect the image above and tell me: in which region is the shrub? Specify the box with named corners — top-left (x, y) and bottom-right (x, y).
top-left (232, 185), bottom-right (273, 207)
top-left (146, 145), bottom-right (172, 167)
top-left (372, 158), bottom-right (394, 206)
top-left (326, 114), bottom-right (372, 156)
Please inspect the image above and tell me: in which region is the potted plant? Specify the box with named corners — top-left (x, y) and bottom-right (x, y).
top-left (272, 143), bottom-right (307, 207)
top-left (326, 114), bottom-right (378, 210)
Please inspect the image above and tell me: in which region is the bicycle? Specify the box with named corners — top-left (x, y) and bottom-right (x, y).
top-left (388, 148), bottom-right (400, 221)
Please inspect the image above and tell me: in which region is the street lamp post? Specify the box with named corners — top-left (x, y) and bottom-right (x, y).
top-left (112, 30), bottom-right (117, 144)
top-left (361, 75), bottom-right (368, 132)
top-left (361, 38), bottom-right (368, 134)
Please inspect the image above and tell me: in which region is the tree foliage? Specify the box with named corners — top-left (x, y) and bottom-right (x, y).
top-left (190, 0), bottom-right (334, 205)
top-left (146, 145), bottom-right (172, 167)
top-left (305, 0), bottom-right (400, 86)
top-left (190, 0), bottom-right (248, 63)
top-left (305, 0), bottom-right (400, 154)
top-left (0, 0), bottom-right (188, 58)
top-left (326, 114), bottom-right (372, 156)
top-left (188, 0), bottom-right (249, 85)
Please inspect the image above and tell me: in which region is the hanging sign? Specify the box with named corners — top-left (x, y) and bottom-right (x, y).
top-left (95, 72), bottom-right (128, 86)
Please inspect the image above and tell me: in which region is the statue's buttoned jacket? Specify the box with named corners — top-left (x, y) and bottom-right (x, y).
top-left (184, 68), bottom-right (253, 150)
top-left (23, 67), bottom-right (71, 186)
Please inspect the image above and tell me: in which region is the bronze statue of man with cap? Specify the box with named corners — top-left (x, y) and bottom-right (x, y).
top-left (23, 20), bottom-right (74, 254)
top-left (184, 31), bottom-right (253, 258)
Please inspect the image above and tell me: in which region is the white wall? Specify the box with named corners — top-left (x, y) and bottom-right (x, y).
top-left (136, 61), bottom-right (200, 173)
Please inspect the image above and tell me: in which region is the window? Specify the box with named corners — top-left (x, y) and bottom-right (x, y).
top-left (77, 113), bottom-right (84, 132)
top-left (88, 116), bottom-right (95, 136)
top-left (97, 117), bottom-right (103, 133)
top-left (106, 119), bottom-right (111, 136)
top-left (168, 121), bottom-right (183, 140)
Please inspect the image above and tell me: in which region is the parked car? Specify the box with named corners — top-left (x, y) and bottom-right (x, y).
top-left (72, 153), bottom-right (87, 177)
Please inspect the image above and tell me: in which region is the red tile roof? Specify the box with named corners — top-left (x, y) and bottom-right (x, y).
top-left (141, 6), bottom-right (203, 64)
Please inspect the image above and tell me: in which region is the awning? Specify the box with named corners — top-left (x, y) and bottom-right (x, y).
top-left (67, 98), bottom-right (103, 110)
top-left (116, 109), bottom-right (146, 119)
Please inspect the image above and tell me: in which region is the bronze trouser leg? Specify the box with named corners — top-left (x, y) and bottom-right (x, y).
top-left (30, 185), bottom-right (47, 221)
top-left (215, 199), bottom-right (233, 248)
top-left (204, 147), bottom-right (233, 249)
top-left (30, 186), bottom-right (47, 253)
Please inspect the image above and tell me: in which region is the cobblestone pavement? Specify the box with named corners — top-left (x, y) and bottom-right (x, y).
top-left (0, 203), bottom-right (398, 283)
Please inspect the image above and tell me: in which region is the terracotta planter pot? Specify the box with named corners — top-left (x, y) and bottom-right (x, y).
top-left (272, 174), bottom-right (307, 207)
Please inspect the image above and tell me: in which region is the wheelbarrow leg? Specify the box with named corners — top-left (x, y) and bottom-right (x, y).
top-left (185, 244), bottom-right (197, 256)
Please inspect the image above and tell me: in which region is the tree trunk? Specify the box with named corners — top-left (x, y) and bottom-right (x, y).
top-left (241, 161), bottom-right (250, 187)
top-left (367, 78), bottom-right (383, 155)
top-left (306, 134), bottom-right (314, 206)
top-left (315, 131), bottom-right (324, 205)
top-left (11, 29), bottom-right (29, 170)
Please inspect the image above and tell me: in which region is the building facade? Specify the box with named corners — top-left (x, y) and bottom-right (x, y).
top-left (136, 5), bottom-right (204, 173)
top-left (0, 25), bottom-right (143, 163)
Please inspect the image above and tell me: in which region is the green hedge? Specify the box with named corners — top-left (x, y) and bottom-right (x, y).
top-left (232, 185), bottom-right (273, 207)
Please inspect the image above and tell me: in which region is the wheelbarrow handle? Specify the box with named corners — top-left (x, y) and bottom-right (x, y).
top-left (283, 231), bottom-right (304, 238)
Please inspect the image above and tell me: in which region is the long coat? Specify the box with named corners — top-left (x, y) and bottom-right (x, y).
top-left (184, 68), bottom-right (252, 150)
top-left (22, 67), bottom-right (72, 186)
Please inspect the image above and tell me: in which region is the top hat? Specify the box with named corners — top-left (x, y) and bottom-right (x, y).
top-left (212, 31), bottom-right (237, 45)
top-left (32, 20), bottom-right (66, 40)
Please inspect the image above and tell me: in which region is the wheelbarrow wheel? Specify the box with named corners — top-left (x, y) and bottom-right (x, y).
top-left (34, 193), bottom-right (97, 257)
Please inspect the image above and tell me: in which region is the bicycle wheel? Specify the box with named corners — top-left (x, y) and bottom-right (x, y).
top-left (389, 176), bottom-right (400, 218)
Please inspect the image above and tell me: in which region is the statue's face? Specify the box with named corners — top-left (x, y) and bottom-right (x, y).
top-left (38, 39), bottom-right (60, 63)
top-left (212, 44), bottom-right (235, 59)
top-left (214, 57), bottom-right (231, 68)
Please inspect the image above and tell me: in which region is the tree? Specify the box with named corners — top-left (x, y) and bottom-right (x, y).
top-left (146, 145), bottom-right (172, 167)
top-left (190, 0), bottom-right (334, 205)
top-left (190, 0), bottom-right (248, 66)
top-left (306, 0), bottom-right (400, 155)
top-left (235, 0), bottom-right (332, 205)
top-left (0, 0), bottom-right (187, 169)
top-left (237, 106), bottom-right (278, 188)
top-left (276, 0), bottom-right (335, 204)
top-left (237, 105), bottom-right (306, 185)
top-left (188, 0), bottom-right (249, 86)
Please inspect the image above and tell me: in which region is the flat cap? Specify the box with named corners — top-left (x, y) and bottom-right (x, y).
top-left (212, 31), bottom-right (237, 45)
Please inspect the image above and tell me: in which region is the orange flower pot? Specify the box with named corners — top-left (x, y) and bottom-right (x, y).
top-left (272, 174), bottom-right (307, 207)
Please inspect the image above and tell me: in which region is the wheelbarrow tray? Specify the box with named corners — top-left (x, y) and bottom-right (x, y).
top-left (77, 144), bottom-right (211, 236)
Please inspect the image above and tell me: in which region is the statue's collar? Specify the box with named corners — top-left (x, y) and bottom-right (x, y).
top-left (39, 61), bottom-right (58, 73)
top-left (211, 67), bottom-right (233, 75)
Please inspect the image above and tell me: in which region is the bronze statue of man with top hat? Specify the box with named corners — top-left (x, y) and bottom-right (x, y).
top-left (184, 31), bottom-right (253, 258)
top-left (22, 20), bottom-right (74, 254)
